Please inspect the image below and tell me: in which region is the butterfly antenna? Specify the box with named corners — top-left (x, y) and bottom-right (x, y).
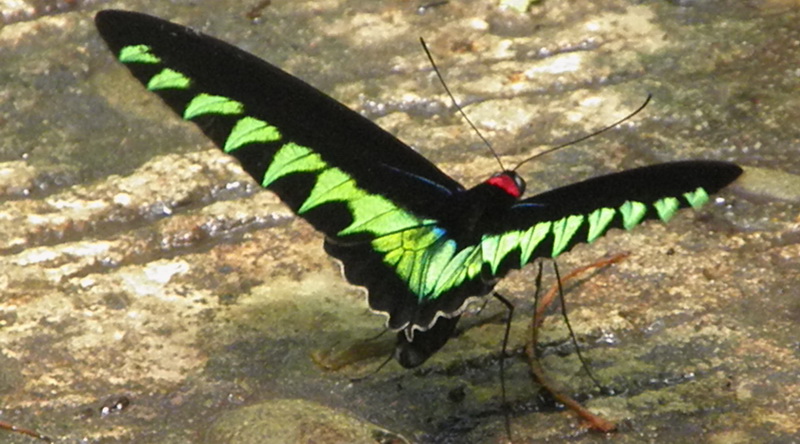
top-left (419, 37), bottom-right (506, 172)
top-left (512, 93), bottom-right (652, 172)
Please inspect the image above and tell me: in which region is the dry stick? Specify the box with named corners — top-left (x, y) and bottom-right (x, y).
top-left (0, 419), bottom-right (52, 442)
top-left (527, 252), bottom-right (630, 433)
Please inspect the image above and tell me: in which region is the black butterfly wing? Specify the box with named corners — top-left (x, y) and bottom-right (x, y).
top-left (94, 10), bottom-right (463, 243)
top-left (95, 10), bottom-right (482, 338)
top-left (350, 161), bottom-right (742, 346)
top-left (475, 161), bottom-right (743, 276)
top-left (95, 10), bottom-right (742, 344)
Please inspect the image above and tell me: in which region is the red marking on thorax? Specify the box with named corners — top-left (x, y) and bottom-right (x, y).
top-left (486, 174), bottom-right (521, 198)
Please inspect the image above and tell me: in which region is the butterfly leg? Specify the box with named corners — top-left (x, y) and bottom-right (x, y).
top-left (526, 255), bottom-right (628, 433)
top-left (532, 252), bottom-right (629, 330)
top-left (490, 290), bottom-right (515, 440)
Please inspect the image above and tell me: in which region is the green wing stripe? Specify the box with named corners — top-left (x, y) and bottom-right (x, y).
top-left (587, 207), bottom-right (616, 243)
top-left (432, 246), bottom-right (481, 296)
top-left (262, 143), bottom-right (325, 187)
top-left (519, 222), bottom-right (552, 265)
top-left (496, 231), bottom-right (523, 273)
top-left (224, 117), bottom-right (281, 152)
top-left (552, 214), bottom-right (585, 256)
top-left (479, 185), bottom-right (719, 274)
top-left (684, 187), bottom-right (709, 209)
top-left (421, 239), bottom-right (459, 295)
top-left (119, 44), bottom-right (160, 64)
top-left (480, 235), bottom-right (500, 276)
top-left (372, 226), bottom-right (489, 301)
top-left (339, 194), bottom-right (422, 236)
top-left (374, 227), bottom-right (445, 297)
top-left (260, 144), bottom-right (426, 236)
top-left (484, 231), bottom-right (522, 274)
top-left (620, 200), bottom-right (647, 230)
top-left (147, 68), bottom-right (191, 90)
top-left (654, 196), bottom-right (680, 222)
top-left (298, 168), bottom-right (354, 213)
top-left (184, 93), bottom-right (244, 119)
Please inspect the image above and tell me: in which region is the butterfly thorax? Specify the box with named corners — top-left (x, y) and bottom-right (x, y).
top-left (438, 171), bottom-right (525, 246)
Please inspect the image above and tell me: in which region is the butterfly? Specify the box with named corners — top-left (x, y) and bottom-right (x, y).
top-left (94, 9), bottom-right (742, 369)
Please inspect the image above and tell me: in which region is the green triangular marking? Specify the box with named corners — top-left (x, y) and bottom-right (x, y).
top-left (147, 68), bottom-right (191, 91)
top-left (262, 142), bottom-right (325, 187)
top-left (339, 195), bottom-right (422, 236)
top-left (375, 226), bottom-right (446, 297)
top-left (432, 246), bottom-right (480, 297)
top-left (654, 197), bottom-right (680, 222)
top-left (587, 207), bottom-right (616, 243)
top-left (552, 214), bottom-right (584, 257)
top-left (341, 207), bottom-right (417, 237)
top-left (683, 187), bottom-right (709, 209)
top-left (519, 222), bottom-right (552, 265)
top-left (421, 238), bottom-right (457, 296)
top-left (488, 231), bottom-right (522, 274)
top-left (119, 44), bottom-right (160, 64)
top-left (184, 93), bottom-right (244, 119)
top-left (480, 235), bottom-right (500, 273)
top-left (619, 200), bottom-right (647, 230)
top-left (224, 117), bottom-right (281, 152)
top-left (298, 168), bottom-right (354, 213)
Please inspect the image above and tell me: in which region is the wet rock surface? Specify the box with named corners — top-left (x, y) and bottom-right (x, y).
top-left (0, 1), bottom-right (798, 442)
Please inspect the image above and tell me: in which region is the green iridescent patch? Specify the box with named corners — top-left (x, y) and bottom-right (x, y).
top-left (147, 68), bottom-right (191, 90)
top-left (684, 187), bottom-right (709, 209)
top-left (262, 142), bottom-right (325, 187)
top-left (380, 227), bottom-right (445, 295)
top-left (432, 245), bottom-right (481, 296)
top-left (119, 44), bottom-right (160, 64)
top-left (339, 193), bottom-right (424, 237)
top-left (619, 200), bottom-right (647, 230)
top-left (587, 207), bottom-right (616, 243)
top-left (224, 117), bottom-right (282, 152)
top-left (482, 231), bottom-right (521, 274)
top-left (654, 196), bottom-right (680, 222)
top-left (519, 222), bottom-right (551, 265)
top-left (551, 214), bottom-right (584, 256)
top-left (299, 168), bottom-right (355, 213)
top-left (184, 93), bottom-right (244, 119)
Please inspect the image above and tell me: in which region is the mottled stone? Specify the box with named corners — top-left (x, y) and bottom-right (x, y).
top-left (0, 1), bottom-right (797, 443)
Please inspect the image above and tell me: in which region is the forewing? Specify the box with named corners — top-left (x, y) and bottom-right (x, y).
top-left (94, 10), bottom-right (463, 241)
top-left (474, 161), bottom-right (743, 275)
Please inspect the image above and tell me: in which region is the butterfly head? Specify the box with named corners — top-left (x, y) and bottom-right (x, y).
top-left (486, 171), bottom-right (526, 199)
